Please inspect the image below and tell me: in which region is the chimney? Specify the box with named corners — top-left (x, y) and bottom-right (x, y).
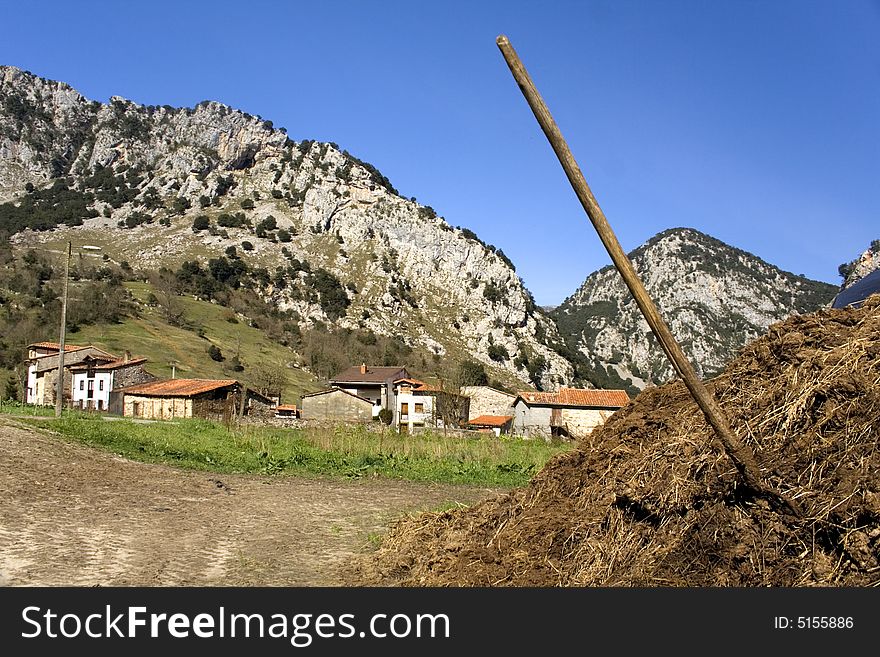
top-left (124, 350), bottom-right (131, 363)
top-left (360, 363), bottom-right (367, 375)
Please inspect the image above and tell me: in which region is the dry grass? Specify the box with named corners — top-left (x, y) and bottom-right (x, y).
top-left (355, 297), bottom-right (880, 587)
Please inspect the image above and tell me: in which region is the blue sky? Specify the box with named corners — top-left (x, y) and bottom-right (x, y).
top-left (2, 0), bottom-right (878, 304)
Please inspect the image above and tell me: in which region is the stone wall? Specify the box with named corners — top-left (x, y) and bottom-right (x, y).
top-left (559, 408), bottom-right (616, 438)
top-left (512, 402), bottom-right (552, 439)
top-left (301, 390), bottom-right (373, 422)
top-left (125, 395), bottom-right (191, 419)
top-left (461, 386), bottom-right (516, 421)
top-left (115, 364), bottom-right (157, 389)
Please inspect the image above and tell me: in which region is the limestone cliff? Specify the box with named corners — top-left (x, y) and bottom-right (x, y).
top-left (0, 66), bottom-right (572, 389)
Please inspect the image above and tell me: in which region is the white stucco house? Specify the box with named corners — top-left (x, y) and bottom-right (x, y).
top-left (25, 342), bottom-right (115, 406)
top-left (394, 378), bottom-right (435, 434)
top-left (69, 353), bottom-right (153, 411)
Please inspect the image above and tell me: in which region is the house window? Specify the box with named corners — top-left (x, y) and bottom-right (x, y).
top-left (415, 403), bottom-right (424, 414)
top-left (401, 403), bottom-right (409, 416)
top-left (99, 380), bottom-right (104, 391)
top-left (79, 380), bottom-right (84, 391)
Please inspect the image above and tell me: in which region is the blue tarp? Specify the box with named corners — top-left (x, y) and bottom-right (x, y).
top-left (831, 269), bottom-right (880, 309)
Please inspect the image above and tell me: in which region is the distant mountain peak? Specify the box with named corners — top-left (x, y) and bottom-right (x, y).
top-left (552, 228), bottom-right (837, 393)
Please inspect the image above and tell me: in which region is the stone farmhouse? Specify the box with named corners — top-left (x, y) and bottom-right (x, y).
top-left (460, 386), bottom-right (517, 421)
top-left (300, 388), bottom-right (374, 422)
top-left (119, 378), bottom-right (275, 421)
top-left (329, 363), bottom-right (410, 418)
top-left (26, 342), bottom-right (121, 407)
top-left (512, 388), bottom-right (630, 439)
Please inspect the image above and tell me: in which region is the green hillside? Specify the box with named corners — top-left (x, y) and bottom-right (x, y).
top-left (69, 282), bottom-right (321, 405)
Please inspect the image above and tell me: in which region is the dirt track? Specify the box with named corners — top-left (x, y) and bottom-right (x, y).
top-left (0, 419), bottom-right (500, 586)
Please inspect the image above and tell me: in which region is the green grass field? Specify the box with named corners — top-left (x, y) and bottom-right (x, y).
top-left (16, 413), bottom-right (574, 487)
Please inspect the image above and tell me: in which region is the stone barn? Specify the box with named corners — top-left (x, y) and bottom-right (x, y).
top-left (330, 363), bottom-right (410, 417)
top-left (120, 379), bottom-right (274, 421)
top-left (300, 388), bottom-right (374, 423)
top-left (513, 388), bottom-right (630, 439)
top-left (460, 386), bottom-right (517, 421)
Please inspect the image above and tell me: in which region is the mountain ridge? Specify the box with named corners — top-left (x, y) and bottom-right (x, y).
top-left (551, 226), bottom-right (837, 393)
top-left (0, 65), bottom-right (574, 390)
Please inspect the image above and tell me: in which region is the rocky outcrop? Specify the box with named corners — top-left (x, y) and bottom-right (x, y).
top-left (552, 228), bottom-right (837, 391)
top-left (839, 240), bottom-right (880, 289)
top-left (0, 66), bottom-right (573, 389)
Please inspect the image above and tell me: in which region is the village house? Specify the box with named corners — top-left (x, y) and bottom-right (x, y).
top-left (329, 363), bottom-right (410, 418)
top-left (512, 388), bottom-right (630, 439)
top-left (300, 388), bottom-right (374, 423)
top-left (69, 352), bottom-right (156, 412)
top-left (394, 378), bottom-right (434, 434)
top-left (460, 385), bottom-right (517, 421)
top-left (394, 378), bottom-right (470, 434)
top-left (466, 414), bottom-right (514, 437)
top-left (120, 379), bottom-right (274, 421)
top-left (25, 342), bottom-right (116, 406)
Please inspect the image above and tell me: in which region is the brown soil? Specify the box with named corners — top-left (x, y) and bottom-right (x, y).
top-left (0, 419), bottom-right (500, 586)
top-left (358, 297), bottom-right (880, 586)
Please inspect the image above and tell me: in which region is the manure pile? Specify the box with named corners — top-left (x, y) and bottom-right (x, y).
top-left (359, 298), bottom-right (880, 586)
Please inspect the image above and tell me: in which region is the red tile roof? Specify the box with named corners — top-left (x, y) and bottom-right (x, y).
top-left (413, 384), bottom-right (443, 392)
top-left (467, 415), bottom-right (514, 427)
top-left (276, 404), bottom-right (298, 412)
top-left (69, 357), bottom-right (148, 371)
top-left (394, 378), bottom-right (426, 387)
top-left (121, 378), bottom-right (238, 397)
top-left (28, 342), bottom-right (87, 352)
top-left (331, 365), bottom-right (408, 384)
top-left (517, 387), bottom-right (630, 408)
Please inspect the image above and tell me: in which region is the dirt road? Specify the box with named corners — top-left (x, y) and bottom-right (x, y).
top-left (0, 419), bottom-right (500, 586)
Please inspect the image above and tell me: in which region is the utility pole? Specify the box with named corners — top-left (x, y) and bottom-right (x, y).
top-left (55, 241), bottom-right (71, 418)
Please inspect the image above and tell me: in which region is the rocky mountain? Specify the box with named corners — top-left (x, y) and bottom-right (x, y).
top-left (838, 239), bottom-right (880, 290)
top-left (0, 65), bottom-right (573, 390)
top-left (551, 228), bottom-right (837, 393)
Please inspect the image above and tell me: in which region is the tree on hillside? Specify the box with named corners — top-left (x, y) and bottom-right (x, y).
top-left (191, 215), bottom-right (210, 232)
top-left (456, 359), bottom-right (489, 386)
top-left (148, 269), bottom-right (186, 327)
top-left (248, 362), bottom-right (289, 401)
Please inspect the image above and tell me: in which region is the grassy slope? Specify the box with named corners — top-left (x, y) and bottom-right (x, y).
top-left (22, 225), bottom-right (537, 393)
top-left (69, 282), bottom-right (321, 405)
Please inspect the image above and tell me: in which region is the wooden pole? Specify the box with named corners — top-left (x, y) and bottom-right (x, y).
top-left (55, 241), bottom-right (71, 419)
top-left (239, 384), bottom-right (248, 419)
top-left (496, 35), bottom-right (797, 513)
